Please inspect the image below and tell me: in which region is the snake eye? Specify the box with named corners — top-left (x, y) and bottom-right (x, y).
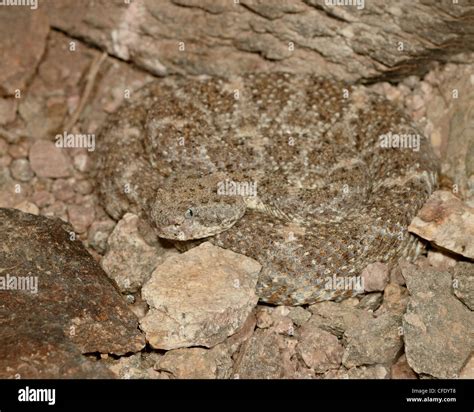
top-left (184, 208), bottom-right (194, 219)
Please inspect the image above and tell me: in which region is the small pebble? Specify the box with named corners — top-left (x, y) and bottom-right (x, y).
top-left (10, 158), bottom-right (34, 182)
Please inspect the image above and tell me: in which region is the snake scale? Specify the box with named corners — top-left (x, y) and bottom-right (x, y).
top-left (95, 72), bottom-right (439, 305)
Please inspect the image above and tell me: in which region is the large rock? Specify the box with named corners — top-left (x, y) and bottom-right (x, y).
top-left (0, 7), bottom-right (49, 96)
top-left (0, 208), bottom-right (145, 378)
top-left (101, 213), bottom-right (170, 293)
top-left (452, 262), bottom-right (474, 310)
top-left (409, 191), bottom-right (474, 259)
top-left (233, 328), bottom-right (289, 379)
top-left (342, 313), bottom-right (403, 368)
top-left (140, 242), bottom-right (261, 350)
top-left (402, 263), bottom-right (473, 378)
top-left (309, 301), bottom-right (373, 338)
top-left (45, 0), bottom-right (474, 82)
top-left (296, 319), bottom-right (344, 373)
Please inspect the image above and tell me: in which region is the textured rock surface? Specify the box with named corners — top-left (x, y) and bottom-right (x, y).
top-left (45, 0), bottom-right (474, 82)
top-left (402, 263), bottom-right (473, 378)
top-left (409, 191), bottom-right (474, 259)
top-left (360, 262), bottom-right (390, 292)
top-left (391, 354), bottom-right (417, 379)
top-left (297, 319), bottom-right (343, 373)
top-left (233, 328), bottom-right (288, 379)
top-left (459, 354), bottom-right (474, 379)
top-left (0, 7), bottom-right (49, 96)
top-left (29, 140), bottom-right (71, 178)
top-left (140, 242), bottom-right (260, 349)
top-left (155, 346), bottom-right (233, 379)
top-left (452, 262), bottom-right (474, 310)
top-left (324, 365), bottom-right (390, 379)
top-left (376, 283), bottom-right (409, 316)
top-left (342, 312), bottom-right (403, 368)
top-left (0, 208), bottom-right (145, 378)
top-left (421, 63), bottom-right (474, 200)
top-left (106, 353), bottom-right (165, 379)
top-left (309, 301), bottom-right (373, 338)
top-left (356, 292), bottom-right (383, 312)
top-left (101, 213), bottom-right (170, 293)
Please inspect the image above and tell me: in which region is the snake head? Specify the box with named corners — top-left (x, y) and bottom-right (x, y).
top-left (150, 173), bottom-right (247, 241)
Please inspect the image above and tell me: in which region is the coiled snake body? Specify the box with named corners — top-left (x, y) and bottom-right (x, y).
top-left (96, 73), bottom-right (438, 305)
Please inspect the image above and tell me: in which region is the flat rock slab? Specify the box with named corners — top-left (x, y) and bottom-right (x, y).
top-left (402, 263), bottom-right (474, 379)
top-left (409, 190), bottom-right (474, 259)
top-left (0, 208), bottom-right (145, 378)
top-left (140, 242), bottom-right (261, 350)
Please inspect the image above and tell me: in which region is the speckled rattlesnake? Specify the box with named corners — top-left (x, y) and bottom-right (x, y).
top-left (95, 72), bottom-right (439, 305)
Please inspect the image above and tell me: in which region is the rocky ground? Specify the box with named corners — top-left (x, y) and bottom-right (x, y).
top-left (0, 4), bottom-right (473, 379)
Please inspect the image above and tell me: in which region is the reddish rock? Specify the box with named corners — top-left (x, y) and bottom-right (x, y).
top-left (391, 354), bottom-right (417, 379)
top-left (409, 191), bottom-right (474, 259)
top-left (67, 204), bottom-right (96, 234)
top-left (297, 321), bottom-right (343, 373)
top-left (29, 140), bottom-right (71, 178)
top-left (0, 7), bottom-right (49, 96)
top-left (361, 262), bottom-right (390, 292)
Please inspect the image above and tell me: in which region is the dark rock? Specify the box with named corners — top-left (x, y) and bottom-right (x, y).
top-left (0, 208), bottom-right (145, 378)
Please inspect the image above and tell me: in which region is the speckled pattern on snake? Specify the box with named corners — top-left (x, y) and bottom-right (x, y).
top-left (95, 72), bottom-right (439, 305)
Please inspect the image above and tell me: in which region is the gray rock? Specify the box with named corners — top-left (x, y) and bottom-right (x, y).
top-left (88, 219), bottom-right (116, 253)
top-left (10, 158), bottom-right (34, 182)
top-left (459, 354), bottom-right (474, 379)
top-left (0, 208), bottom-right (145, 378)
top-left (357, 292), bottom-right (383, 312)
top-left (452, 262), bottom-right (474, 310)
top-left (287, 306), bottom-right (312, 326)
top-left (140, 242), bottom-right (260, 350)
top-left (101, 213), bottom-right (167, 293)
top-left (309, 301), bottom-right (373, 338)
top-left (324, 365), bottom-right (390, 379)
top-left (233, 328), bottom-right (287, 379)
top-left (45, 0), bottom-right (474, 83)
top-left (402, 263), bottom-right (474, 378)
top-left (342, 313), bottom-right (403, 368)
